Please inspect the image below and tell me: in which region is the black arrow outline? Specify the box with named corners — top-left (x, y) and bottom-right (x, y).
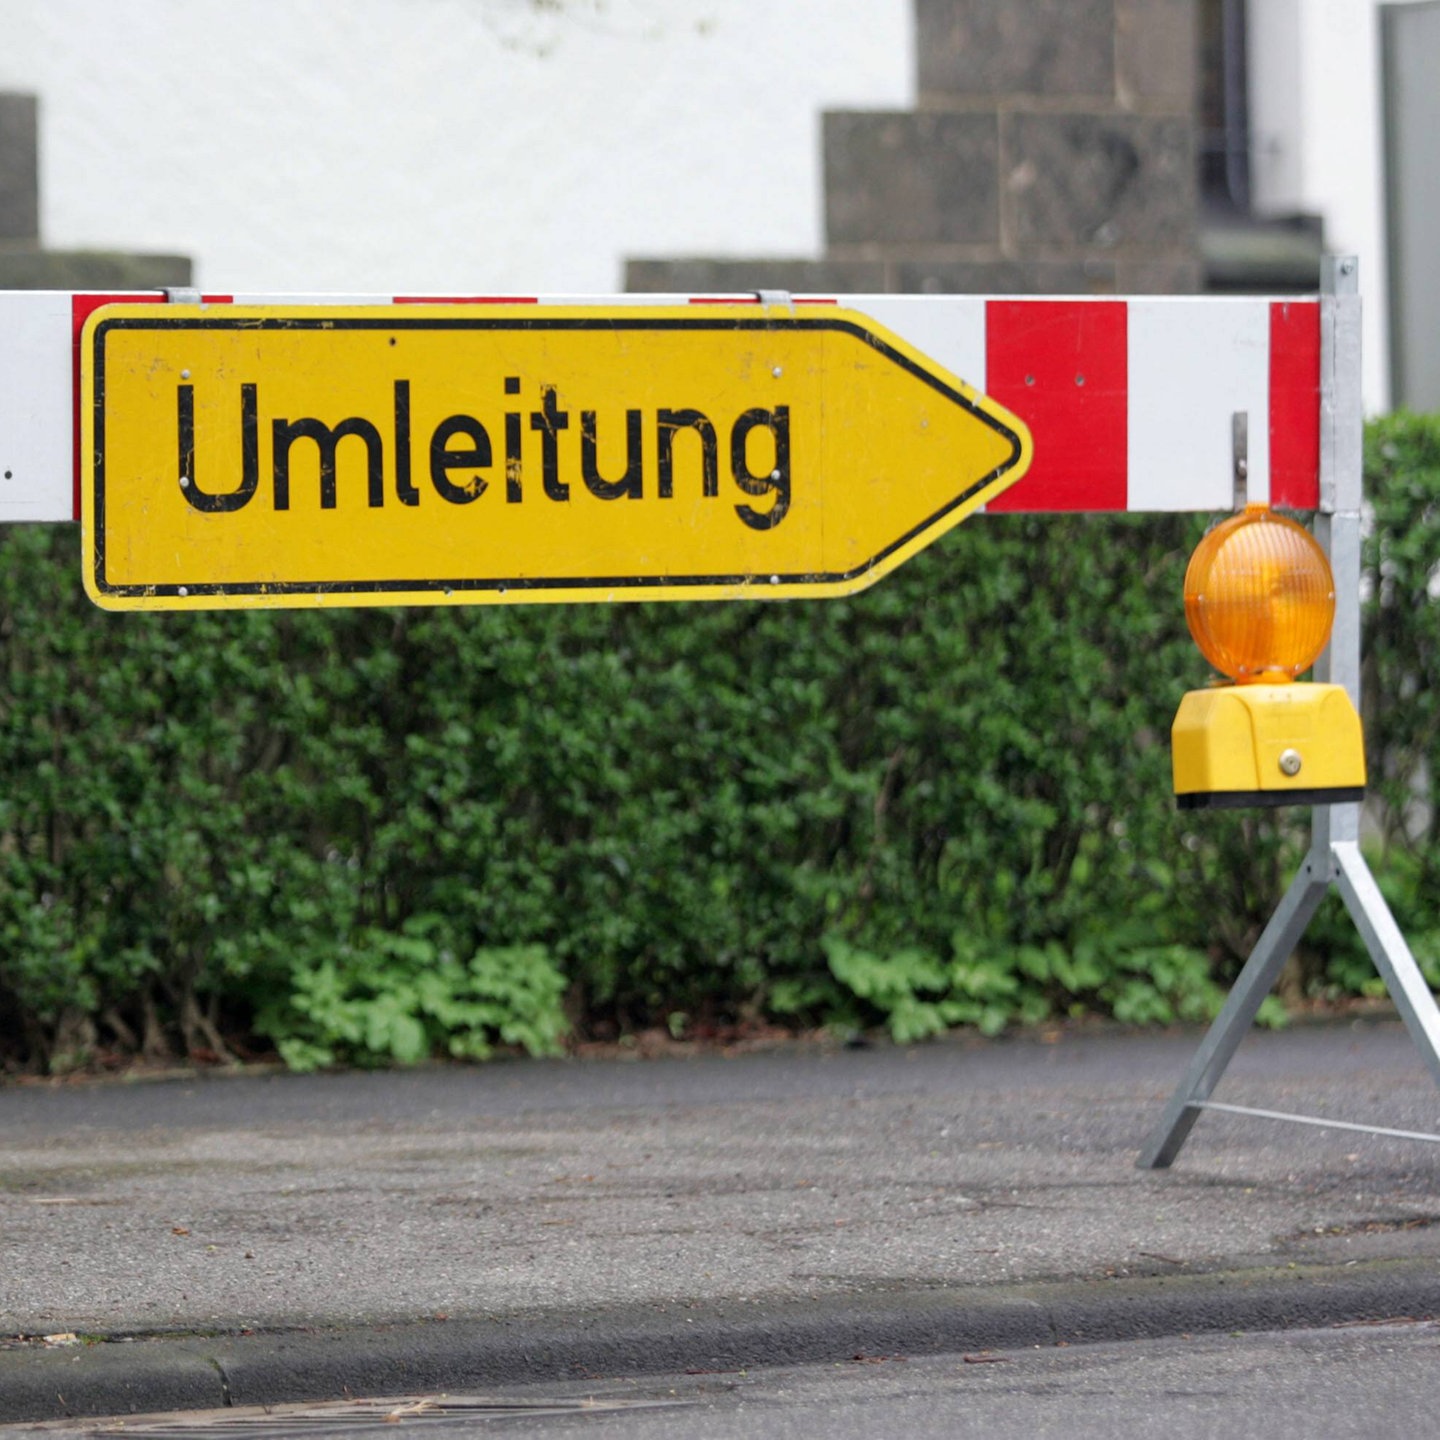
top-left (86, 310), bottom-right (1028, 603)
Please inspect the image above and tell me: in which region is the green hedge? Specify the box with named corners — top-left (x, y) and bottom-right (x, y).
top-left (2, 413), bottom-right (1438, 1072)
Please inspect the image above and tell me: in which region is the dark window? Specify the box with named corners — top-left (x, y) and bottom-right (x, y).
top-left (1199, 0), bottom-right (1250, 214)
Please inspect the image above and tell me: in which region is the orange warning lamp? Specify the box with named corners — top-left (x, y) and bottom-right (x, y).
top-left (1183, 505), bottom-right (1335, 682)
top-left (1172, 505), bottom-right (1365, 809)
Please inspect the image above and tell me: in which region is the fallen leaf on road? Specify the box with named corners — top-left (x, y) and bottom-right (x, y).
top-left (385, 1400), bottom-right (437, 1421)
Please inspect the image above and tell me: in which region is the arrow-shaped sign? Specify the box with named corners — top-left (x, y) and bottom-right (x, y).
top-left (81, 303), bottom-right (1032, 611)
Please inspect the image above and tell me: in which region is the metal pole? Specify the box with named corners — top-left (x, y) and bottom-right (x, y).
top-left (1317, 257), bottom-right (1440, 1098)
top-left (1313, 253), bottom-right (1364, 855)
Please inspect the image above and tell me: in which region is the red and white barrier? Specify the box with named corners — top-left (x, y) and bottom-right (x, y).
top-left (0, 289), bottom-right (1322, 526)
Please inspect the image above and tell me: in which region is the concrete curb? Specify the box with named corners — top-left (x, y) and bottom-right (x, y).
top-left (5, 1258), bottom-right (1439, 1425)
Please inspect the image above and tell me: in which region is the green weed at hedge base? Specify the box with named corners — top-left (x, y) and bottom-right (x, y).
top-left (0, 418), bottom-right (1437, 1073)
top-left (255, 925), bottom-right (568, 1072)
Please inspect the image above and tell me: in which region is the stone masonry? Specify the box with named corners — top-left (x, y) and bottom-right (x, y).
top-left (0, 92), bottom-right (191, 290)
top-left (627, 0), bottom-right (1199, 297)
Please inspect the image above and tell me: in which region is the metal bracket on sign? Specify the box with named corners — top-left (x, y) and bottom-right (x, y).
top-left (1232, 411), bottom-right (1248, 509)
top-left (164, 287), bottom-right (202, 306)
top-left (753, 290), bottom-right (794, 311)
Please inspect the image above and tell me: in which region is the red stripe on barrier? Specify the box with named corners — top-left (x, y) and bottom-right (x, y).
top-left (984, 300), bottom-right (1128, 512)
top-left (1269, 300), bottom-right (1321, 510)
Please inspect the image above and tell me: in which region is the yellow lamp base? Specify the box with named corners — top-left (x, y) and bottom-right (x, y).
top-left (1171, 682), bottom-right (1366, 810)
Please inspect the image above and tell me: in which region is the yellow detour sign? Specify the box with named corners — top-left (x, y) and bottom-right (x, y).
top-left (80, 303), bottom-right (1032, 611)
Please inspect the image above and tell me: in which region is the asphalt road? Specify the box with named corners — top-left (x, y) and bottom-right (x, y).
top-left (3, 1019), bottom-right (1440, 1422)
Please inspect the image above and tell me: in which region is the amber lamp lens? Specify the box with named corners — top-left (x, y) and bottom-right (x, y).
top-left (1183, 506), bottom-right (1335, 682)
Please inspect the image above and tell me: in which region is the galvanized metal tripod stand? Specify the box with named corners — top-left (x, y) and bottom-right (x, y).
top-left (1138, 257), bottom-right (1440, 1168)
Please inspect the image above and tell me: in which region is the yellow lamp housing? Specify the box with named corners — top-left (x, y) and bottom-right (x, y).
top-left (1172, 506), bottom-right (1365, 809)
top-left (1172, 683), bottom-right (1365, 810)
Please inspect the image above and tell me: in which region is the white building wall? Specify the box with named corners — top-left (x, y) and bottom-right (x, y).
top-left (1248, 0), bottom-right (1435, 412)
top-left (1246, 0), bottom-right (1305, 212)
top-left (0, 0), bottom-right (913, 295)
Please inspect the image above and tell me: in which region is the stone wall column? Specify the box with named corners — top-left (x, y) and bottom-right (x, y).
top-left (0, 94), bottom-right (40, 245)
top-left (626, 1), bottom-right (1201, 297)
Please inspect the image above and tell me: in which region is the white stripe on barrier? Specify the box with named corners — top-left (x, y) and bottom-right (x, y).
top-left (0, 290), bottom-right (79, 524)
top-left (1127, 297), bottom-right (1272, 512)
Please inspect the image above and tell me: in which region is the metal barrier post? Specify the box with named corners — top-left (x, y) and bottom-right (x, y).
top-left (1138, 257), bottom-right (1440, 1167)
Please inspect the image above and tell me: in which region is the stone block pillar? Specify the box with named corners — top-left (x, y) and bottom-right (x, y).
top-left (628, 0), bottom-right (1200, 297)
top-left (0, 94), bottom-right (40, 244)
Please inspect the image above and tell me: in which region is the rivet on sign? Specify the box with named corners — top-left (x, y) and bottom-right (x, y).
top-left (770, 575), bottom-right (779, 584)
top-left (1279, 748), bottom-right (1303, 777)
top-left (772, 367), bottom-right (783, 378)
top-left (771, 469), bottom-right (781, 481)
top-left (181, 370), bottom-right (191, 380)
top-left (1076, 374), bottom-right (1085, 386)
top-left (178, 586), bottom-right (188, 597)
top-left (1025, 375), bottom-right (1035, 386)
top-left (179, 475), bottom-right (190, 488)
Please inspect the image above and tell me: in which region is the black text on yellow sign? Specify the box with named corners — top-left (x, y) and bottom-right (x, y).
top-left (81, 305), bottom-right (1033, 611)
